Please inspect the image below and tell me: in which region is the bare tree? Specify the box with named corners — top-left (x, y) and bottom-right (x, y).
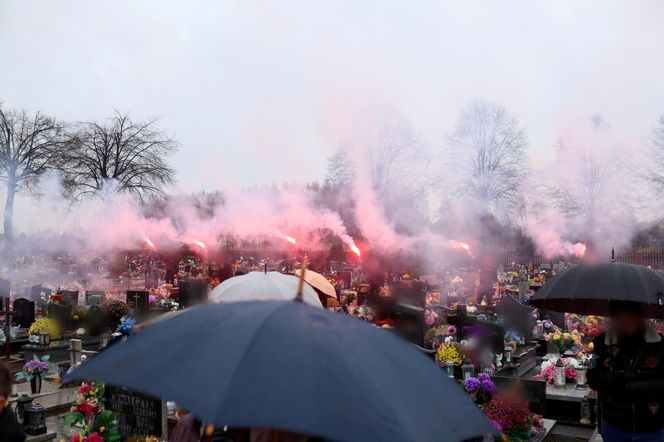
top-left (446, 100), bottom-right (528, 216)
top-left (64, 112), bottom-right (177, 201)
top-left (0, 105), bottom-right (69, 247)
top-left (647, 114), bottom-right (664, 193)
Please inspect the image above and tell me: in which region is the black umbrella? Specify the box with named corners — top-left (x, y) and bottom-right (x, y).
top-left (68, 301), bottom-right (495, 442)
top-left (529, 262), bottom-right (664, 318)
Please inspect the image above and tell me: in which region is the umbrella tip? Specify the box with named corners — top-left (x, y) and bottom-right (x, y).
top-left (611, 248), bottom-right (615, 262)
top-left (658, 293), bottom-right (663, 307)
top-left (295, 259), bottom-right (307, 302)
top-left (264, 262), bottom-right (267, 274)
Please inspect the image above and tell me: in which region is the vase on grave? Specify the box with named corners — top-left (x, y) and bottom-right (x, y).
top-left (30, 373), bottom-right (42, 394)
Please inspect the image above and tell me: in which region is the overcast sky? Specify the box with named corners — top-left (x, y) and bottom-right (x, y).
top-left (1, 0), bottom-right (664, 194)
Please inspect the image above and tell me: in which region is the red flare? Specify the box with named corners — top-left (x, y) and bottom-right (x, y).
top-left (450, 240), bottom-right (474, 258)
top-left (194, 240), bottom-right (207, 249)
top-left (144, 237), bottom-right (155, 250)
top-left (350, 243), bottom-right (361, 257)
top-left (573, 242), bottom-right (586, 258)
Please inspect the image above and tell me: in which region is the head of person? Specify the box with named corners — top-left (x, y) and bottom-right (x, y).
top-left (609, 300), bottom-right (646, 337)
top-left (0, 362), bottom-right (11, 412)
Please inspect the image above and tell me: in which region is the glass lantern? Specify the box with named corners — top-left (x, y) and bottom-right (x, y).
top-left (462, 359), bottom-right (475, 380)
top-left (504, 347), bottom-right (513, 365)
top-left (554, 358), bottom-right (567, 390)
top-left (575, 365), bottom-right (589, 390)
top-left (445, 360), bottom-right (455, 378)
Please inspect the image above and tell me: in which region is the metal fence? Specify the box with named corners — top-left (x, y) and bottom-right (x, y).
top-left (498, 249), bottom-right (664, 270)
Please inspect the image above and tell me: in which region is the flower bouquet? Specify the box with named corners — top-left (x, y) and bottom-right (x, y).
top-left (535, 357), bottom-right (578, 384)
top-left (435, 340), bottom-right (464, 366)
top-left (464, 373), bottom-right (496, 405)
top-left (16, 355), bottom-right (50, 394)
top-left (483, 392), bottom-right (544, 440)
top-left (102, 300), bottom-right (130, 325)
top-left (64, 382), bottom-right (121, 442)
top-left (29, 317), bottom-right (61, 340)
top-left (545, 330), bottom-right (583, 354)
top-left (117, 316), bottom-right (136, 336)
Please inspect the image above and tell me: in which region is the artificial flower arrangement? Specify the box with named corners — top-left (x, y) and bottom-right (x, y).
top-left (125, 437), bottom-right (164, 442)
top-left (482, 390), bottom-right (544, 440)
top-left (424, 309), bottom-right (439, 326)
top-left (504, 330), bottom-right (524, 349)
top-left (50, 293), bottom-right (64, 304)
top-left (350, 305), bottom-right (374, 322)
top-left (63, 382), bottom-right (121, 442)
top-left (424, 324), bottom-right (452, 348)
top-left (535, 357), bottom-right (578, 384)
top-left (102, 300), bottom-right (130, 324)
top-left (29, 317), bottom-right (61, 340)
top-left (464, 372), bottom-right (497, 405)
top-left (15, 355), bottom-right (50, 382)
top-left (531, 318), bottom-right (559, 338)
top-left (117, 316), bottom-right (136, 336)
top-left (579, 316), bottom-right (605, 341)
top-left (545, 330), bottom-right (583, 354)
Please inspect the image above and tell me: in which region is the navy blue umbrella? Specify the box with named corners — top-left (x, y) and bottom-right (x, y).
top-left (530, 262), bottom-right (664, 318)
top-left (69, 301), bottom-right (495, 442)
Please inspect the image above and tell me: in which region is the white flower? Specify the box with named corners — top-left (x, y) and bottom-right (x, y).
top-left (444, 336), bottom-right (454, 343)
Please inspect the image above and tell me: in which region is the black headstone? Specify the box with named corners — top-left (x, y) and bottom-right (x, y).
top-left (31, 286), bottom-right (51, 307)
top-left (12, 298), bottom-right (35, 328)
top-left (126, 291), bottom-right (149, 315)
top-left (47, 303), bottom-right (72, 332)
top-left (85, 305), bottom-right (107, 336)
top-left (178, 280), bottom-right (209, 309)
top-left (105, 386), bottom-right (165, 438)
top-left (61, 290), bottom-right (79, 306)
top-left (496, 294), bottom-right (535, 339)
top-left (389, 302), bottom-right (425, 347)
top-left (85, 291), bottom-right (105, 307)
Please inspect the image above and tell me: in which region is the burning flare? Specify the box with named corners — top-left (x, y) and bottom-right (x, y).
top-left (349, 242), bottom-right (361, 257)
top-left (194, 240), bottom-right (207, 249)
top-left (144, 237), bottom-right (156, 250)
top-left (276, 231), bottom-right (297, 245)
top-left (572, 242), bottom-right (586, 258)
top-left (449, 240), bottom-right (474, 258)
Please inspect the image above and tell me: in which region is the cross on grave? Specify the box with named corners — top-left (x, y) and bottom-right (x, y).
top-left (2, 300), bottom-right (14, 361)
top-left (68, 339), bottom-right (99, 366)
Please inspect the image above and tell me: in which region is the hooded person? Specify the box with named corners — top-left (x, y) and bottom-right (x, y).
top-left (587, 301), bottom-right (664, 441)
top-left (0, 362), bottom-right (25, 442)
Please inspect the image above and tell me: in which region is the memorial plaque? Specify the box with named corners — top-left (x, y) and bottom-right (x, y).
top-left (496, 294), bottom-right (535, 339)
top-left (12, 298), bottom-right (35, 328)
top-left (31, 286), bottom-right (51, 307)
top-left (61, 290), bottom-right (79, 306)
top-left (85, 291), bottom-right (105, 306)
top-left (105, 386), bottom-right (165, 438)
top-left (389, 302), bottom-right (425, 347)
top-left (126, 290), bottom-right (149, 315)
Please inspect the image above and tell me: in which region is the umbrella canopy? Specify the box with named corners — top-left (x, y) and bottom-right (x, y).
top-left (530, 262), bottom-right (664, 318)
top-left (210, 271), bottom-right (322, 308)
top-left (294, 268), bottom-right (337, 300)
top-left (69, 301), bottom-right (495, 442)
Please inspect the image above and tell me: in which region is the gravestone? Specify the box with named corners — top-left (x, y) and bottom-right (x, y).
top-left (517, 281), bottom-right (529, 299)
top-left (85, 291), bottom-right (104, 307)
top-left (126, 291), bottom-right (149, 316)
top-left (84, 305), bottom-right (107, 337)
top-left (389, 302), bottom-right (425, 347)
top-left (105, 386), bottom-right (166, 439)
top-left (31, 286), bottom-right (51, 307)
top-left (47, 303), bottom-right (73, 332)
top-left (61, 290), bottom-right (79, 306)
top-left (496, 293), bottom-right (535, 339)
top-left (178, 280), bottom-right (209, 309)
top-left (12, 298), bottom-right (35, 328)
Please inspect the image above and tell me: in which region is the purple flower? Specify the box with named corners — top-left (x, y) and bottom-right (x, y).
top-left (480, 379), bottom-right (496, 394)
top-left (477, 372), bottom-right (491, 382)
top-left (23, 359), bottom-right (49, 374)
top-left (447, 325), bottom-right (457, 335)
top-left (464, 377), bottom-right (480, 393)
top-left (491, 419), bottom-right (503, 433)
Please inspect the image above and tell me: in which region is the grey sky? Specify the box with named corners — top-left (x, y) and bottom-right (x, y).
top-left (1, 0), bottom-right (663, 195)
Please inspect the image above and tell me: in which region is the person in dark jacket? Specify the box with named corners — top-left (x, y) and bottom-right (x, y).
top-left (0, 362), bottom-right (25, 442)
top-left (588, 301), bottom-right (664, 441)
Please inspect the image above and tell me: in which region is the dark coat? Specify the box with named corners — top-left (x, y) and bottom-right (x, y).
top-left (0, 408), bottom-right (25, 442)
top-left (588, 327), bottom-right (664, 433)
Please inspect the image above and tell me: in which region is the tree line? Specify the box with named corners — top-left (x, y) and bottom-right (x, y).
top-left (0, 104), bottom-right (177, 249)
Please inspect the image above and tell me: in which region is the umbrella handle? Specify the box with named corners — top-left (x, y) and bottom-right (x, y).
top-left (296, 267), bottom-right (306, 302)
